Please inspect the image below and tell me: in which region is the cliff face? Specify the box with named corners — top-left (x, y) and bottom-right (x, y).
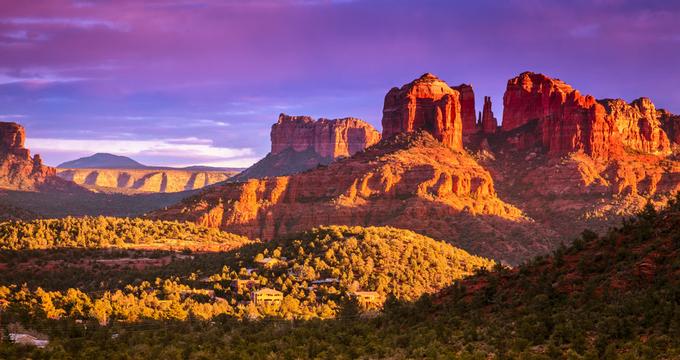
top-left (501, 72), bottom-right (622, 159)
top-left (234, 114), bottom-right (380, 181)
top-left (271, 114), bottom-right (381, 159)
top-left (382, 73), bottom-right (464, 151)
top-left (155, 71), bottom-right (680, 265)
top-left (659, 109), bottom-right (680, 146)
top-left (453, 83), bottom-right (477, 135)
top-left (154, 132), bottom-right (555, 265)
top-left (501, 72), bottom-right (673, 159)
top-left (0, 122), bottom-right (60, 191)
top-left (57, 168), bottom-right (235, 193)
top-left (480, 96), bottom-right (498, 134)
top-left (599, 97), bottom-right (671, 155)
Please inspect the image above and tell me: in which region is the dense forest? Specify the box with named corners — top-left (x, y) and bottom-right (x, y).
top-left (0, 225), bottom-right (492, 352)
top-left (0, 216), bottom-right (250, 250)
top-left (3, 195), bottom-right (680, 358)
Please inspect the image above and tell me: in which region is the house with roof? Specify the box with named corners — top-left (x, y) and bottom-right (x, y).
top-left (231, 279), bottom-right (258, 292)
top-left (255, 257), bottom-right (284, 269)
top-left (9, 333), bottom-right (49, 348)
top-left (349, 291), bottom-right (381, 306)
top-left (251, 288), bottom-right (283, 306)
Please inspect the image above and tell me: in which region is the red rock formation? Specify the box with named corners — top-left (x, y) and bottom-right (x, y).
top-left (453, 84), bottom-right (477, 135)
top-left (382, 73), bottom-right (464, 151)
top-left (234, 114), bottom-right (380, 181)
top-left (271, 114), bottom-right (380, 159)
top-left (0, 122), bottom-right (59, 190)
top-left (500, 72), bottom-right (676, 159)
top-left (154, 132), bottom-right (555, 265)
top-left (658, 109), bottom-right (680, 145)
top-left (599, 98), bottom-right (670, 155)
top-left (480, 96), bottom-right (498, 134)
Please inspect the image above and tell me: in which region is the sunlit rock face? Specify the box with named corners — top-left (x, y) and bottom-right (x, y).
top-left (502, 71), bottom-right (672, 159)
top-left (382, 73), bottom-right (465, 151)
top-left (271, 113), bottom-right (381, 159)
top-left (233, 114), bottom-right (380, 181)
top-left (0, 122), bottom-right (60, 191)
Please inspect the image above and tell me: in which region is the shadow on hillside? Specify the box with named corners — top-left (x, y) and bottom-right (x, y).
top-left (0, 189), bottom-right (197, 219)
top-left (0, 245), bottom-right (259, 292)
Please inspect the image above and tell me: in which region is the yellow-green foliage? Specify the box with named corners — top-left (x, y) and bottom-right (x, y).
top-left (0, 216), bottom-right (250, 250)
top-left (0, 224), bottom-right (493, 325)
top-left (272, 226), bottom-right (494, 301)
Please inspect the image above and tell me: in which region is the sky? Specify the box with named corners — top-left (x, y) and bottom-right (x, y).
top-left (0, 0), bottom-right (679, 167)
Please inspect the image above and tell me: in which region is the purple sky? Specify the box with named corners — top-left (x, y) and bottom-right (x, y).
top-left (1, 0), bottom-right (679, 167)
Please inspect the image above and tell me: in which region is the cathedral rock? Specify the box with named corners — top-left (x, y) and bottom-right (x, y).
top-left (382, 73), bottom-right (466, 151)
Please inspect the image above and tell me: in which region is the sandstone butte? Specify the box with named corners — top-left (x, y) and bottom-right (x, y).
top-left (501, 71), bottom-right (671, 159)
top-left (474, 71), bottom-right (680, 241)
top-left (153, 132), bottom-right (553, 265)
top-left (232, 113), bottom-right (380, 181)
top-left (382, 73), bottom-right (467, 151)
top-left (0, 122), bottom-right (63, 191)
top-left (154, 71), bottom-right (680, 265)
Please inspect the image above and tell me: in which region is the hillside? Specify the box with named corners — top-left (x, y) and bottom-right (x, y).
top-left (5, 196), bottom-right (680, 358)
top-left (0, 225), bottom-right (492, 326)
top-left (154, 131), bottom-right (553, 265)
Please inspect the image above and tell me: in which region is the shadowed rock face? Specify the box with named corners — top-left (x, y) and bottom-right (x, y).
top-left (0, 122), bottom-right (26, 152)
top-left (453, 83), bottom-right (477, 135)
top-left (382, 73), bottom-right (465, 151)
top-left (481, 96), bottom-right (498, 134)
top-left (659, 109), bottom-right (680, 145)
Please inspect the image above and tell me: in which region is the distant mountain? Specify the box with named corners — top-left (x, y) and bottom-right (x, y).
top-left (58, 153), bottom-right (244, 172)
top-left (58, 153), bottom-right (146, 169)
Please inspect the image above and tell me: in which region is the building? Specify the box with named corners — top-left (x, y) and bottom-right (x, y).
top-left (255, 257), bottom-right (283, 269)
top-left (9, 333), bottom-right (49, 348)
top-left (231, 279), bottom-right (258, 292)
top-left (311, 278), bottom-right (339, 285)
top-left (349, 291), bottom-right (381, 306)
top-left (251, 288), bottom-right (283, 306)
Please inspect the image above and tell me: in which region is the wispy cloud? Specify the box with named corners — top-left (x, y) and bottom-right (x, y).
top-left (0, 114), bottom-right (26, 120)
top-left (0, 72), bottom-right (86, 85)
top-left (27, 137), bottom-right (253, 159)
top-left (0, 17), bottom-right (129, 31)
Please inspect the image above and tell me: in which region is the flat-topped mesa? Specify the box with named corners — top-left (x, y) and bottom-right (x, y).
top-left (599, 97), bottom-right (671, 155)
top-left (271, 113), bottom-right (381, 159)
top-left (382, 73), bottom-right (469, 151)
top-left (480, 96), bottom-right (498, 134)
top-left (501, 71), bottom-right (672, 159)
